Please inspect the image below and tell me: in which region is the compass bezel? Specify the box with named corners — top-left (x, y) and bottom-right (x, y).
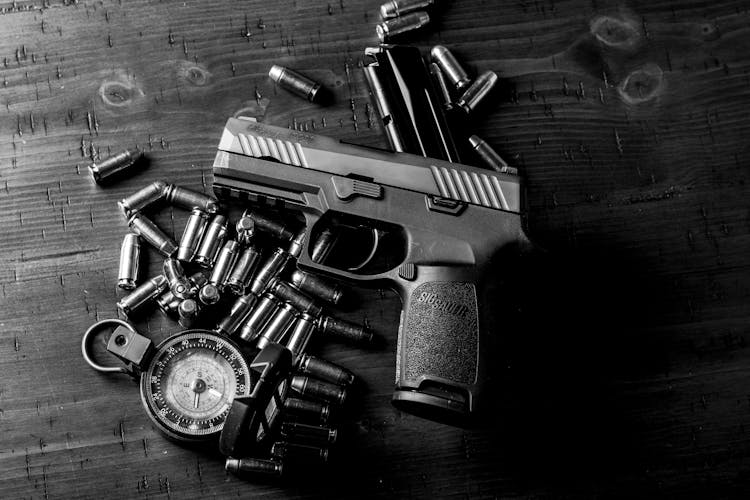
top-left (139, 329), bottom-right (252, 443)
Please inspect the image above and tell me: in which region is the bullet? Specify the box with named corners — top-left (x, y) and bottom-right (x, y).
top-left (194, 215), bottom-right (227, 267)
top-left (290, 376), bottom-right (347, 406)
top-left (290, 270), bottom-right (343, 305)
top-left (238, 293), bottom-right (279, 343)
top-left (285, 313), bottom-right (317, 362)
top-left (177, 208), bottom-right (209, 262)
top-left (178, 298), bottom-right (199, 328)
top-left (163, 258), bottom-right (191, 300)
top-left (298, 354), bottom-right (355, 386)
top-left (225, 458), bottom-right (283, 477)
top-left (318, 315), bottom-right (373, 344)
top-left (282, 397), bottom-right (331, 424)
top-left (256, 303), bottom-right (298, 349)
top-left (198, 283), bottom-right (221, 305)
top-left (89, 149), bottom-right (143, 185)
top-left (117, 233), bottom-right (140, 290)
top-left (280, 422), bottom-right (338, 446)
top-left (244, 210), bottom-right (295, 241)
top-left (456, 70), bottom-right (498, 114)
top-left (118, 180), bottom-right (167, 216)
top-left (128, 213), bottom-right (177, 257)
top-left (155, 289), bottom-right (180, 316)
top-left (235, 215), bottom-right (255, 246)
top-left (376, 11), bottom-right (430, 42)
top-left (287, 228), bottom-right (306, 259)
top-left (226, 246), bottom-right (261, 295)
top-left (249, 248), bottom-right (289, 295)
top-left (311, 227), bottom-right (338, 264)
top-left (468, 135), bottom-right (517, 175)
top-left (117, 275), bottom-right (168, 317)
top-left (270, 442), bottom-right (328, 464)
top-left (428, 62), bottom-right (455, 112)
top-left (216, 293), bottom-right (258, 337)
top-left (269, 65), bottom-right (322, 103)
top-left (430, 45), bottom-right (471, 92)
top-left (209, 240), bottom-right (239, 289)
top-left (380, 0), bottom-right (434, 19)
top-left (268, 279), bottom-right (322, 317)
top-left (163, 184), bottom-right (220, 214)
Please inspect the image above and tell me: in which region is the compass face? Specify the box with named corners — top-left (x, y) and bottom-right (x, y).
top-left (140, 330), bottom-right (252, 442)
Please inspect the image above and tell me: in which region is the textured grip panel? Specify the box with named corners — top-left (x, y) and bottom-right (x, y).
top-left (403, 282), bottom-right (478, 385)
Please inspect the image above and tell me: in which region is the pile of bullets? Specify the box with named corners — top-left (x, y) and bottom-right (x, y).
top-left (114, 180), bottom-right (374, 476)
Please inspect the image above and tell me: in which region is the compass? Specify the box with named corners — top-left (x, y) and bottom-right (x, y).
top-left (140, 330), bottom-right (252, 442)
top-left (82, 320), bottom-right (253, 444)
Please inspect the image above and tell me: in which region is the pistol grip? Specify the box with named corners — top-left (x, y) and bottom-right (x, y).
top-left (393, 265), bottom-right (496, 427)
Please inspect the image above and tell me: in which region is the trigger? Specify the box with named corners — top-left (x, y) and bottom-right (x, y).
top-left (347, 228), bottom-right (382, 271)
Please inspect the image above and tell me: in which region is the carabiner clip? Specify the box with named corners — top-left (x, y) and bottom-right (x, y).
top-left (81, 318), bottom-right (137, 375)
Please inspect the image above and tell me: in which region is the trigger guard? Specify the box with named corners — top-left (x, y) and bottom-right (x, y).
top-left (347, 228), bottom-right (381, 272)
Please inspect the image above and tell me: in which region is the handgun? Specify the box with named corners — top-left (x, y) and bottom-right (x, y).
top-left (212, 117), bottom-right (527, 426)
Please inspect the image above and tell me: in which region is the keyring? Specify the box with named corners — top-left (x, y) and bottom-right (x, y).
top-left (81, 318), bottom-right (136, 374)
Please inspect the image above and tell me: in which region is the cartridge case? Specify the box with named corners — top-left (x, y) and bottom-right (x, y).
top-left (89, 149), bottom-right (142, 184)
top-left (238, 293), bottom-right (279, 343)
top-left (468, 135), bottom-right (516, 175)
top-left (194, 215), bottom-right (227, 267)
top-left (216, 293), bottom-right (258, 337)
top-left (244, 210), bottom-right (295, 241)
top-left (178, 298), bottom-right (199, 328)
top-left (117, 233), bottom-right (141, 290)
top-left (270, 442), bottom-right (328, 464)
top-left (269, 280), bottom-right (322, 317)
top-left (290, 376), bottom-right (347, 406)
top-left (285, 313), bottom-right (317, 362)
top-left (380, 0), bottom-right (434, 19)
top-left (196, 284), bottom-right (219, 306)
top-left (163, 184), bottom-right (219, 214)
top-left (128, 213), bottom-right (177, 257)
top-left (209, 240), bottom-right (239, 289)
top-left (163, 258), bottom-right (191, 299)
top-left (256, 303), bottom-right (298, 349)
top-left (280, 422), bottom-right (337, 446)
top-left (177, 208), bottom-right (209, 262)
top-left (117, 275), bottom-right (168, 317)
top-left (318, 315), bottom-right (373, 344)
top-left (235, 215), bottom-right (255, 246)
top-left (118, 180), bottom-right (167, 216)
top-left (298, 354), bottom-right (355, 386)
top-left (431, 45), bottom-right (471, 92)
top-left (269, 65), bottom-right (322, 103)
top-left (456, 70), bottom-right (498, 114)
top-left (249, 248), bottom-right (289, 295)
top-left (290, 270), bottom-right (343, 305)
top-left (282, 397), bottom-right (331, 425)
top-left (226, 246), bottom-right (261, 295)
top-left (225, 458), bottom-right (283, 477)
top-left (376, 11), bottom-right (430, 42)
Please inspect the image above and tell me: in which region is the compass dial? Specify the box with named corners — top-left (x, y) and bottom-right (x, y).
top-left (140, 330), bottom-right (252, 442)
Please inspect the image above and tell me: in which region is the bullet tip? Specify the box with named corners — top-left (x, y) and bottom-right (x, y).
top-left (268, 65), bottom-right (284, 82)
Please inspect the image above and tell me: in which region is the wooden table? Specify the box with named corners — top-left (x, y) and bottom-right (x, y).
top-left (1, 0), bottom-right (749, 498)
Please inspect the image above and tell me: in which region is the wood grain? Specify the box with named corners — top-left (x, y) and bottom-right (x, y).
top-left (1, 0), bottom-right (749, 498)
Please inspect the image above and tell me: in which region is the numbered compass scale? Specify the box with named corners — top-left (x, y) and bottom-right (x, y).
top-left (83, 181), bottom-right (374, 479)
